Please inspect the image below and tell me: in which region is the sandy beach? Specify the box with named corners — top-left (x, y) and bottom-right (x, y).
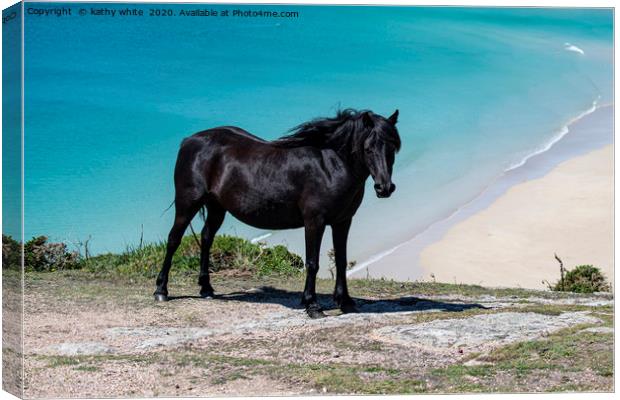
top-left (419, 144), bottom-right (613, 289)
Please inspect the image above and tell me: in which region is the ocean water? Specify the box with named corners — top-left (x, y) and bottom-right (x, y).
top-left (13, 5), bottom-right (613, 269)
top-left (2, 3), bottom-right (22, 239)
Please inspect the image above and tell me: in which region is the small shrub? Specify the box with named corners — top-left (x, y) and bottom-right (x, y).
top-left (2, 234), bottom-right (21, 270)
top-left (23, 236), bottom-right (79, 272)
top-left (210, 235), bottom-right (303, 277)
top-left (210, 235), bottom-right (261, 273)
top-left (552, 265), bottom-right (610, 293)
top-left (257, 244), bottom-right (304, 277)
top-left (326, 248), bottom-right (357, 279)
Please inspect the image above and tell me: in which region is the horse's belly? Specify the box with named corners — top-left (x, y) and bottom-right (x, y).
top-left (224, 198), bottom-right (304, 230)
top-left (210, 156), bottom-right (309, 229)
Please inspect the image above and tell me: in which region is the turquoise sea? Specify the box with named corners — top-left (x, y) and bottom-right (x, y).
top-left (4, 4), bottom-right (614, 269)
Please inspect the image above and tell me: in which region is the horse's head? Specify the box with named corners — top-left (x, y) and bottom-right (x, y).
top-left (362, 110), bottom-right (401, 198)
top-left (274, 108), bottom-right (401, 197)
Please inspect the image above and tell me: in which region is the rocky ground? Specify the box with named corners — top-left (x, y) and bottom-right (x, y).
top-left (20, 271), bottom-right (614, 398)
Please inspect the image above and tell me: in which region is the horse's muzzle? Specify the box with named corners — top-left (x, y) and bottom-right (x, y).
top-left (374, 183), bottom-right (396, 198)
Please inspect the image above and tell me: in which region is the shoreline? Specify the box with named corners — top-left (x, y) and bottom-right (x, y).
top-left (350, 104), bottom-right (613, 286)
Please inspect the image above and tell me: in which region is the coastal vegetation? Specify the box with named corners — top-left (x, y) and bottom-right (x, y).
top-left (544, 254), bottom-right (611, 294)
top-left (2, 233), bottom-right (303, 278)
top-left (4, 234), bottom-right (611, 294)
top-left (550, 265), bottom-right (611, 293)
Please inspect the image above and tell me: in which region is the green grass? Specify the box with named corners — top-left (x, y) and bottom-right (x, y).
top-left (426, 325), bottom-right (613, 392)
top-left (292, 364), bottom-right (425, 394)
top-left (23, 262), bottom-right (613, 314)
top-left (81, 235), bottom-right (305, 279)
top-left (345, 277), bottom-right (611, 300)
top-left (43, 356), bottom-right (81, 368)
top-left (455, 324), bottom-right (614, 388)
top-left (175, 353), bottom-right (425, 394)
top-left (74, 365), bottom-right (100, 372)
top-left (8, 232), bottom-right (613, 301)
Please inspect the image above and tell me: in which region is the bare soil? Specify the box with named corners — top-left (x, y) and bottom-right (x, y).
top-left (20, 271), bottom-right (614, 398)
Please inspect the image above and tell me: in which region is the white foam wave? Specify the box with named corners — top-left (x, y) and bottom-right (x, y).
top-left (347, 243), bottom-right (405, 276)
top-left (250, 233), bottom-right (272, 244)
top-left (504, 98), bottom-right (599, 172)
top-left (346, 183), bottom-right (493, 278)
top-left (564, 42), bottom-right (585, 55)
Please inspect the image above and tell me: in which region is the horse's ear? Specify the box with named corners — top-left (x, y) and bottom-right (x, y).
top-left (387, 109), bottom-right (399, 125)
top-left (362, 111), bottom-right (374, 128)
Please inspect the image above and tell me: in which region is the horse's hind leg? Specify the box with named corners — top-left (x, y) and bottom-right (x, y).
top-left (154, 200), bottom-right (201, 301)
top-left (198, 202), bottom-right (226, 298)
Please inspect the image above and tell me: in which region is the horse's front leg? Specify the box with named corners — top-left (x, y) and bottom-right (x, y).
top-left (332, 218), bottom-right (357, 313)
top-left (302, 219), bottom-right (326, 318)
top-left (198, 204), bottom-right (225, 298)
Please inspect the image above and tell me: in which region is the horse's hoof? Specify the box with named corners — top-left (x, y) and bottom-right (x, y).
top-left (154, 293), bottom-right (169, 302)
top-left (340, 303), bottom-right (359, 314)
top-left (200, 289), bottom-right (214, 299)
top-left (306, 307), bottom-right (327, 319)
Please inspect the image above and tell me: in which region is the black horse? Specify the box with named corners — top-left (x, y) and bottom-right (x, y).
top-left (154, 109), bottom-right (401, 318)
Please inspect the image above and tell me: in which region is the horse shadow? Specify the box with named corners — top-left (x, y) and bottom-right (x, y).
top-left (168, 286), bottom-right (487, 314)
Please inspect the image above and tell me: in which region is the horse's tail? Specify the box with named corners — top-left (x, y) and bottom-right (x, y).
top-left (160, 200), bottom-right (175, 217)
top-left (198, 205), bottom-right (207, 221)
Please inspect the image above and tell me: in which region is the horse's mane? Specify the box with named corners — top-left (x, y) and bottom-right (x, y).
top-left (272, 109), bottom-right (401, 153)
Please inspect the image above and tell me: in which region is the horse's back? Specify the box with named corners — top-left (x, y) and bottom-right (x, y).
top-left (189, 126), bottom-right (269, 146)
top-left (175, 126), bottom-right (273, 173)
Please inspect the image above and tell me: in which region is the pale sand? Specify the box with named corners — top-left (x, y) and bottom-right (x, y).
top-left (419, 145), bottom-right (613, 290)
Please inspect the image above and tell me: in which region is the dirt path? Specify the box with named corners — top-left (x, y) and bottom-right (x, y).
top-left (22, 272), bottom-right (613, 397)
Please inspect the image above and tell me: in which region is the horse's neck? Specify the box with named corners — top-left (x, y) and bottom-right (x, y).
top-left (335, 149), bottom-right (369, 184)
